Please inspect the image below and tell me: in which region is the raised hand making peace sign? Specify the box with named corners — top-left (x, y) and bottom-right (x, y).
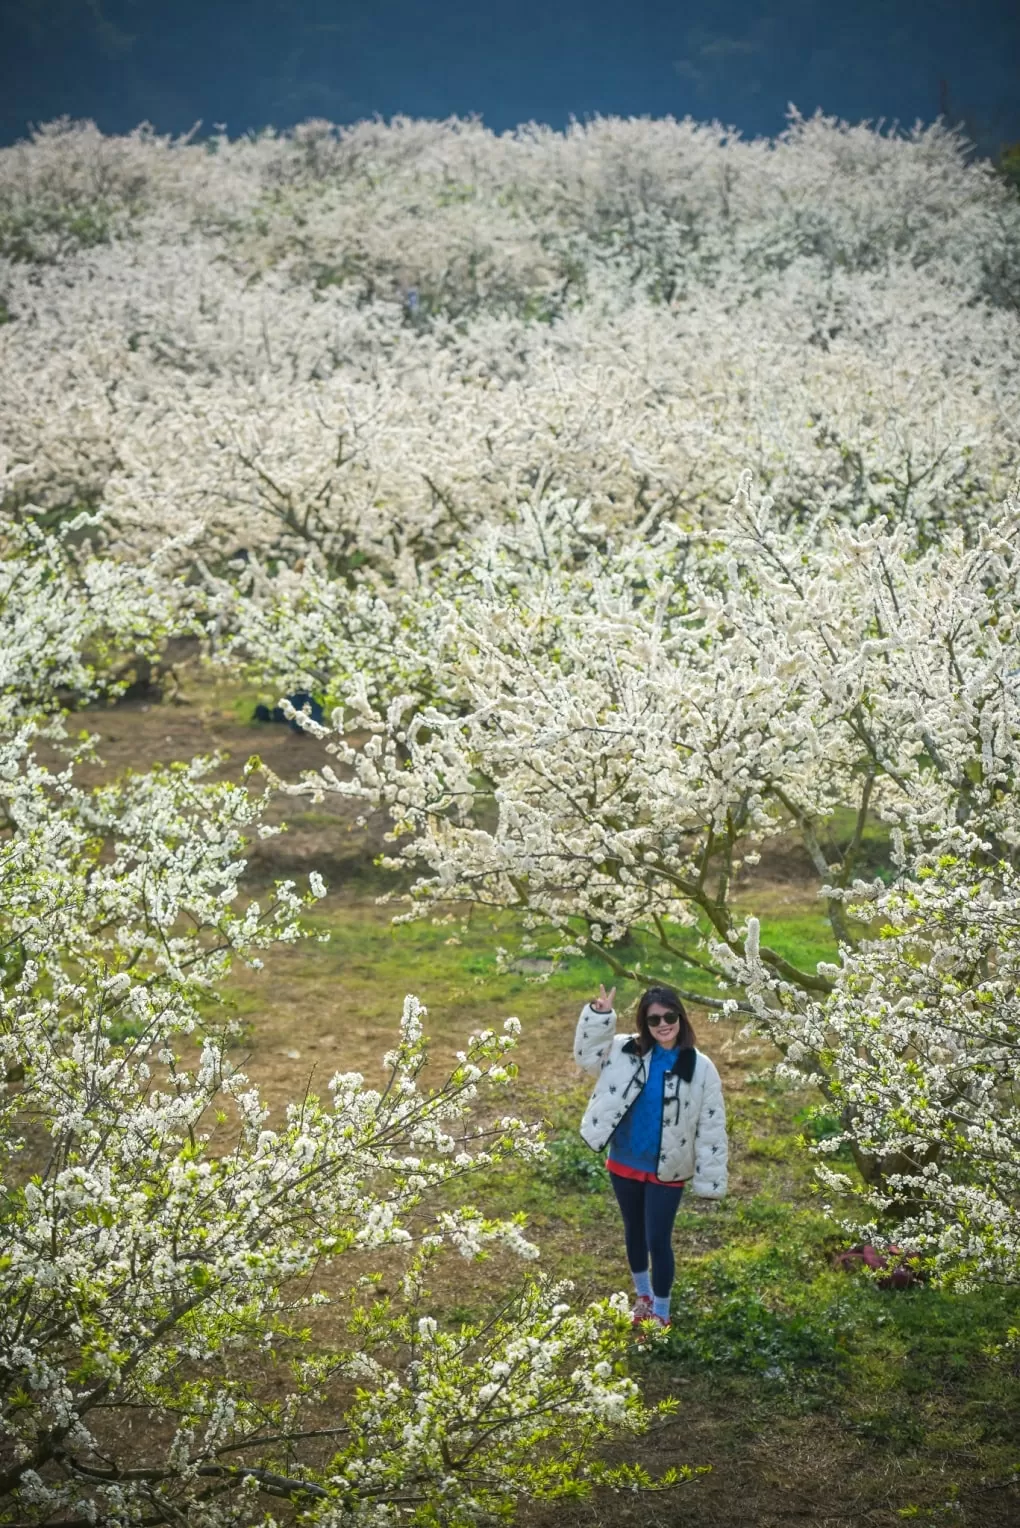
top-left (591, 983), bottom-right (616, 1013)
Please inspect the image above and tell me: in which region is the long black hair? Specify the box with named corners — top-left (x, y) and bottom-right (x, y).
top-left (634, 984), bottom-right (697, 1055)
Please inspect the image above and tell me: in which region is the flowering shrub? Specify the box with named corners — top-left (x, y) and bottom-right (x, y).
top-left (0, 964), bottom-right (660, 1519)
top-left (283, 476), bottom-right (1020, 987)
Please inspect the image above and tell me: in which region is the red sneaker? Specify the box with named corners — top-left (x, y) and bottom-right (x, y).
top-left (630, 1295), bottom-right (654, 1325)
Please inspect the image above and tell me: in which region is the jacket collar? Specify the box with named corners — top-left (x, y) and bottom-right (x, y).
top-left (621, 1038), bottom-right (698, 1082)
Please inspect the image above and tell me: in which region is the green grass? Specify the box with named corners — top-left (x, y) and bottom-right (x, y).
top-left (510, 1090), bottom-right (1020, 1523)
top-left (753, 910), bottom-right (839, 974)
top-left (463, 1071), bottom-right (1020, 1523)
top-left (293, 900), bottom-right (610, 1018)
top-left (228, 684), bottom-right (270, 723)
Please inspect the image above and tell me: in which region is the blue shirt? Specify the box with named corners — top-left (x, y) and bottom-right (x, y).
top-left (607, 1043), bottom-right (677, 1173)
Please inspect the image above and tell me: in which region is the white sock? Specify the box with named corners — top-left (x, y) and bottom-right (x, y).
top-left (631, 1269), bottom-right (652, 1298)
top-left (652, 1294), bottom-right (671, 1321)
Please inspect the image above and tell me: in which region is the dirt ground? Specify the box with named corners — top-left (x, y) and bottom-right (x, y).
top-left (66, 679), bottom-right (386, 885)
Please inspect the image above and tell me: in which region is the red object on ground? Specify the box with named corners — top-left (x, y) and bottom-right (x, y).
top-left (832, 1243), bottom-right (927, 1288)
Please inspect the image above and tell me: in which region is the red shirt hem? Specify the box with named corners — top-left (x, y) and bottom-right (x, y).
top-left (606, 1158), bottom-right (685, 1188)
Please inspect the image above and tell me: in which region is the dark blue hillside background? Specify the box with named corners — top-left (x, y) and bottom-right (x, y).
top-left (1, 0), bottom-right (1017, 156)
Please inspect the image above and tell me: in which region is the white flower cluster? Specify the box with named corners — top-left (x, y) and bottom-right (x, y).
top-left (295, 475), bottom-right (1020, 974)
top-left (333, 1275), bottom-right (653, 1517)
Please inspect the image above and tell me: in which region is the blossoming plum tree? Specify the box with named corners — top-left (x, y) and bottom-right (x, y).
top-left (0, 458), bottom-right (199, 725)
top-left (284, 477), bottom-right (1020, 984)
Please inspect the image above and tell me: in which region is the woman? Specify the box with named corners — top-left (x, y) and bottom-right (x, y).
top-left (574, 982), bottom-right (728, 1329)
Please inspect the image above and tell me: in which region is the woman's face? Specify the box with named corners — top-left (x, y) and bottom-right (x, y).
top-left (646, 1003), bottom-right (681, 1048)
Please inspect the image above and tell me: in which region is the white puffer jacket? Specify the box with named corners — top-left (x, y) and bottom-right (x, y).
top-left (574, 1003), bottom-right (728, 1198)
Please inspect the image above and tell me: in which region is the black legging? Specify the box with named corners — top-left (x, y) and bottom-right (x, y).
top-left (609, 1173), bottom-right (685, 1297)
